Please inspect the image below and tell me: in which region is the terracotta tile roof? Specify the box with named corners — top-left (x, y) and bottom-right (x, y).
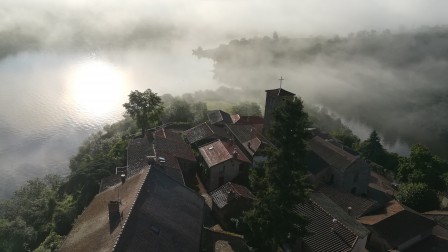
top-left (265, 88), bottom-right (295, 97)
top-left (308, 136), bottom-right (359, 172)
top-left (151, 129), bottom-right (196, 185)
top-left (231, 115), bottom-right (264, 133)
top-left (199, 139), bottom-right (251, 168)
top-left (153, 128), bottom-right (180, 140)
top-left (59, 168), bottom-right (149, 252)
top-left (368, 171), bottom-right (396, 196)
top-left (231, 115), bottom-right (264, 125)
top-left (358, 200), bottom-right (436, 248)
top-left (294, 193), bottom-right (369, 252)
top-left (184, 122), bottom-right (231, 144)
top-left (210, 182), bottom-right (255, 209)
top-left (317, 186), bottom-right (379, 217)
top-left (208, 110), bottom-right (233, 125)
top-left (230, 114), bottom-right (240, 124)
top-left (153, 129), bottom-right (195, 162)
top-left (115, 167), bottom-right (205, 252)
top-left (225, 124), bottom-right (273, 157)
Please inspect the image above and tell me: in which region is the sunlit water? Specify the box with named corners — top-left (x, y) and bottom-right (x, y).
top-left (0, 49), bottom-right (413, 199)
top-left (0, 49), bottom-right (217, 199)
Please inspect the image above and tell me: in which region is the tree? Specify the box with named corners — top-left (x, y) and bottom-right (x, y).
top-left (231, 102), bottom-right (262, 116)
top-left (123, 89), bottom-right (163, 136)
top-left (396, 183), bottom-right (439, 212)
top-left (359, 130), bottom-right (385, 163)
top-left (397, 144), bottom-right (446, 190)
top-left (330, 129), bottom-right (360, 148)
top-left (162, 98), bottom-right (194, 123)
top-left (243, 97), bottom-right (311, 251)
top-left (190, 102), bottom-right (208, 123)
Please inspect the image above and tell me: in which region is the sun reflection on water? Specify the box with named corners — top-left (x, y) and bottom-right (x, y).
top-left (66, 60), bottom-right (128, 118)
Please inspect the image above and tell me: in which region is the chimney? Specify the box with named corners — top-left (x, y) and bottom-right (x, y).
top-left (347, 206), bottom-right (352, 216)
top-left (248, 141), bottom-right (252, 150)
top-left (121, 174), bottom-right (126, 184)
top-left (108, 201), bottom-right (120, 222)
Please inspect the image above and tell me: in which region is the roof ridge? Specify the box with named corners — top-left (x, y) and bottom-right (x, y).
top-left (112, 168), bottom-right (150, 251)
top-left (151, 165), bottom-right (206, 202)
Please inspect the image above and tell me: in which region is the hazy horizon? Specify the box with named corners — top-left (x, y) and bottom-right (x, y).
top-left (1, 0), bottom-right (448, 197)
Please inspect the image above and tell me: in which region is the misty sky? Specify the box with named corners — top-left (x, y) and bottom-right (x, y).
top-left (2, 0), bottom-right (448, 55)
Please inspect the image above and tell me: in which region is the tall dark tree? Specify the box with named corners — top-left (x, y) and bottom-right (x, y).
top-left (359, 130), bottom-right (385, 163)
top-left (243, 97), bottom-right (311, 251)
top-left (123, 89), bottom-right (163, 136)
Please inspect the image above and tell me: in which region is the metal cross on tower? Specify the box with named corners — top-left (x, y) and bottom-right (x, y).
top-left (279, 76), bottom-right (285, 89)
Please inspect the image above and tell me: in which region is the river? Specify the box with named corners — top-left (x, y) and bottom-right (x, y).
top-left (0, 48), bottom-right (218, 199)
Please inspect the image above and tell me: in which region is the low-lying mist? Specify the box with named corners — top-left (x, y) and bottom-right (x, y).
top-left (194, 28), bottom-right (448, 158)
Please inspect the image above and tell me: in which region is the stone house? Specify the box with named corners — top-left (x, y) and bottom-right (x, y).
top-left (198, 139), bottom-right (251, 191)
top-left (358, 200), bottom-right (436, 251)
top-left (209, 182), bottom-right (255, 230)
top-left (307, 136), bottom-right (370, 195)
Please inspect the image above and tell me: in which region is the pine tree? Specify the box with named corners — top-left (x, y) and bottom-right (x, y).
top-left (243, 96), bottom-right (311, 251)
top-left (359, 130), bottom-right (385, 164)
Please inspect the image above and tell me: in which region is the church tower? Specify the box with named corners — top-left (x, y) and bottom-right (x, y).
top-left (263, 79), bottom-right (295, 135)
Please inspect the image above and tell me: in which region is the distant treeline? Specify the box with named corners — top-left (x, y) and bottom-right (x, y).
top-left (194, 26), bottom-right (448, 158)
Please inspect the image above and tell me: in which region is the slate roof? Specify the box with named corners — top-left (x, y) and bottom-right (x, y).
top-left (308, 136), bottom-right (359, 172)
top-left (306, 151), bottom-right (331, 175)
top-left (184, 122), bottom-right (231, 144)
top-left (294, 193), bottom-right (369, 252)
top-left (199, 139), bottom-right (251, 168)
top-left (60, 166), bottom-right (205, 252)
top-left (225, 124), bottom-right (273, 157)
top-left (358, 200), bottom-right (436, 249)
top-left (115, 167), bottom-right (205, 252)
top-left (265, 88), bottom-right (295, 97)
top-left (59, 168), bottom-right (149, 252)
top-left (317, 186), bottom-right (379, 217)
top-left (210, 182), bottom-right (255, 209)
top-left (208, 110), bottom-right (233, 125)
top-left (127, 137), bottom-right (152, 176)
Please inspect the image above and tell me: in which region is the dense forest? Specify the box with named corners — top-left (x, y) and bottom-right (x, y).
top-left (194, 26), bottom-right (448, 158)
